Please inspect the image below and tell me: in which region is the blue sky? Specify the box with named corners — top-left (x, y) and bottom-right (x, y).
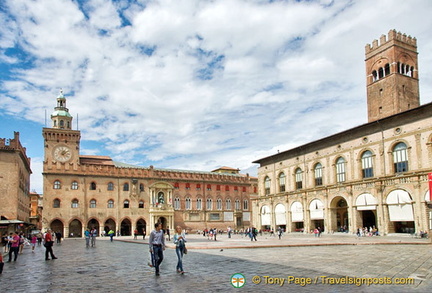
top-left (1, 0), bottom-right (432, 194)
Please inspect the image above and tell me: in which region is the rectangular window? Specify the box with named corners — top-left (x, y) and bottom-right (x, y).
top-left (336, 164), bottom-right (346, 183)
top-left (209, 213), bottom-right (220, 221)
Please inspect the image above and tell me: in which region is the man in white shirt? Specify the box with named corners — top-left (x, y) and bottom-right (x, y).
top-left (149, 223), bottom-right (165, 276)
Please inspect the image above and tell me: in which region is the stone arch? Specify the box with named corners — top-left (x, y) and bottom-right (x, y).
top-left (260, 205), bottom-right (271, 229)
top-left (290, 201), bottom-right (304, 232)
top-left (68, 218), bottom-right (83, 238)
top-left (274, 203), bottom-right (286, 228)
top-left (50, 218), bottom-right (64, 236)
top-left (386, 189), bottom-right (414, 233)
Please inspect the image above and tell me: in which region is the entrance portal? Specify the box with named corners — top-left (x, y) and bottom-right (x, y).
top-left (361, 210), bottom-right (376, 228)
top-left (120, 219), bottom-right (131, 236)
top-left (51, 219), bottom-right (64, 236)
top-left (69, 219), bottom-right (82, 237)
top-left (136, 219), bottom-right (147, 235)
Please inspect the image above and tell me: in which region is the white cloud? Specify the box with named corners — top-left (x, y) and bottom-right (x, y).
top-left (1, 0), bottom-right (432, 193)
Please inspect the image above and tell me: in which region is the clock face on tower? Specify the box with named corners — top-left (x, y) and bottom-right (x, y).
top-left (53, 145), bottom-right (72, 162)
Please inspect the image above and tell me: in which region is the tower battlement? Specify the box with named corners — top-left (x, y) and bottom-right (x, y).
top-left (365, 29), bottom-right (417, 54)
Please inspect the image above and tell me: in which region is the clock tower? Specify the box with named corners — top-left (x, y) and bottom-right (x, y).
top-left (42, 90), bottom-right (81, 166)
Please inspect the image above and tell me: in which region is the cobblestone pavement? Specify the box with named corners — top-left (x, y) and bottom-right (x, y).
top-left (0, 233), bottom-right (431, 293)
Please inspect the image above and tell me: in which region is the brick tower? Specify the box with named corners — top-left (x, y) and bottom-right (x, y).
top-left (365, 29), bottom-right (420, 122)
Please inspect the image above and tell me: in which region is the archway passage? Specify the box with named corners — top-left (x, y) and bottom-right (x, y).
top-left (136, 219), bottom-right (146, 235)
top-left (69, 219), bottom-right (82, 238)
top-left (51, 219), bottom-right (64, 236)
top-left (104, 219), bottom-right (116, 235)
top-left (157, 217), bottom-right (168, 230)
top-left (121, 219), bottom-right (132, 236)
top-left (361, 210), bottom-right (376, 228)
top-left (88, 219), bottom-right (100, 235)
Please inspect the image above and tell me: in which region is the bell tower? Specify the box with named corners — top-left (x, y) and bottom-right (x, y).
top-left (365, 29), bottom-right (420, 122)
top-left (42, 90), bottom-right (80, 165)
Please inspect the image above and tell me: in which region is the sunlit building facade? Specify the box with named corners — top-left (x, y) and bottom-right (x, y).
top-left (252, 30), bottom-right (432, 235)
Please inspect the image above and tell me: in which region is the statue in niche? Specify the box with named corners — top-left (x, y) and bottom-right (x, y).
top-left (158, 192), bottom-right (165, 204)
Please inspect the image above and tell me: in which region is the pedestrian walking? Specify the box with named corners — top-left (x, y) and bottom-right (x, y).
top-left (84, 228), bottom-right (91, 247)
top-left (173, 226), bottom-right (186, 274)
top-left (0, 250), bottom-right (4, 274)
top-left (108, 229), bottom-right (115, 242)
top-left (90, 228), bottom-right (97, 247)
top-left (55, 231), bottom-right (62, 244)
top-left (7, 231), bottom-right (20, 262)
top-left (277, 227), bottom-right (283, 240)
top-left (149, 223), bottom-right (165, 276)
top-left (44, 229), bottom-right (57, 260)
top-left (134, 229), bottom-right (138, 240)
top-left (166, 226), bottom-right (171, 241)
top-left (31, 234), bottom-right (37, 252)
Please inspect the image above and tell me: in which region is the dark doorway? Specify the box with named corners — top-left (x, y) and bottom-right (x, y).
top-left (120, 219), bottom-right (131, 236)
top-left (362, 210), bottom-right (376, 228)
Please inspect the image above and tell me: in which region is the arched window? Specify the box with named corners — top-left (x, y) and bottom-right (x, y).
top-left (53, 199), bottom-right (61, 208)
top-left (107, 200), bottom-right (114, 208)
top-left (53, 180), bottom-right (61, 189)
top-left (225, 185), bottom-right (230, 191)
top-left (278, 173), bottom-right (286, 192)
top-left (384, 63), bottom-right (390, 76)
top-left (226, 198), bottom-right (231, 210)
top-left (90, 182), bottom-right (96, 190)
top-left (196, 198), bottom-right (202, 210)
top-left (295, 168), bottom-right (303, 189)
top-left (185, 183), bottom-right (190, 190)
top-left (216, 185), bottom-right (221, 191)
top-left (235, 199), bottom-right (240, 210)
top-left (372, 70), bottom-right (378, 82)
top-left (264, 176), bottom-right (271, 195)
top-left (206, 198), bottom-right (212, 210)
top-left (123, 200), bottom-right (130, 208)
top-left (90, 199), bottom-right (96, 208)
top-left (123, 183), bottom-right (129, 191)
top-left (361, 151), bottom-right (374, 178)
top-left (185, 198), bottom-right (191, 210)
top-left (71, 181), bottom-right (78, 190)
top-left (393, 142), bottom-right (408, 173)
top-left (243, 199), bottom-right (248, 210)
top-left (196, 184), bottom-right (201, 190)
top-left (139, 201), bottom-right (144, 208)
top-left (107, 182), bottom-right (114, 191)
top-left (71, 199), bottom-right (79, 208)
top-left (174, 182), bottom-right (180, 189)
top-left (336, 157), bottom-right (346, 182)
top-left (207, 184), bottom-right (212, 191)
top-left (314, 163), bottom-right (323, 186)
top-left (174, 198), bottom-right (180, 210)
top-left (216, 198), bottom-right (222, 210)
top-left (139, 184), bottom-right (144, 192)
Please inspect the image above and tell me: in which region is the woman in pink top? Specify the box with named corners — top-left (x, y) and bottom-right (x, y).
top-left (7, 232), bottom-right (20, 262)
top-left (31, 235), bottom-right (37, 252)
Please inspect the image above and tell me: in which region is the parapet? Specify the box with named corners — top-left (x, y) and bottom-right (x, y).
top-left (365, 29), bottom-right (417, 53)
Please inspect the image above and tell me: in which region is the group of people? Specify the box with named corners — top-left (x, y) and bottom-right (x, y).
top-left (202, 228), bottom-right (218, 241)
top-left (356, 226), bottom-right (379, 237)
top-left (0, 229), bottom-right (58, 273)
top-left (148, 223), bottom-right (187, 276)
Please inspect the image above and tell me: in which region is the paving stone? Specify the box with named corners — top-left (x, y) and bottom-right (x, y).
top-left (0, 234), bottom-right (430, 292)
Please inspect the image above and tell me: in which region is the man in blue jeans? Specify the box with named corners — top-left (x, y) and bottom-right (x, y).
top-left (149, 223), bottom-right (165, 276)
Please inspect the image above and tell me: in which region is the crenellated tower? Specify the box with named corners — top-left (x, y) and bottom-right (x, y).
top-left (365, 29), bottom-right (420, 122)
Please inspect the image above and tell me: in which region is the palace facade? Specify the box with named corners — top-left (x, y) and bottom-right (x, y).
top-left (0, 132), bottom-right (32, 235)
top-left (42, 92), bottom-right (257, 237)
top-left (252, 30), bottom-right (432, 235)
